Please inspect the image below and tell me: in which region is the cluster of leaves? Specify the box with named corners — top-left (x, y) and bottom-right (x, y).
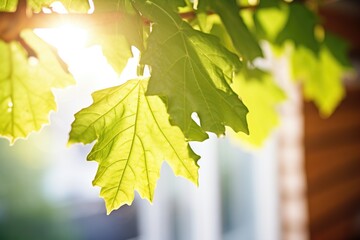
top-left (0, 0), bottom-right (350, 213)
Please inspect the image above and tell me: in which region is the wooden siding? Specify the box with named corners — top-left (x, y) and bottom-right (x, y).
top-left (304, 86), bottom-right (360, 240)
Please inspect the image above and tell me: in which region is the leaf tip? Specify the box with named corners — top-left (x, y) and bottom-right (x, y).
top-left (66, 138), bottom-right (75, 148)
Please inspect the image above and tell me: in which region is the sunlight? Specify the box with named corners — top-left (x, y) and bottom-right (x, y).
top-left (33, 0), bottom-right (146, 89)
top-left (34, 25), bottom-right (144, 87)
top-left (34, 25), bottom-right (88, 58)
top-left (34, 1), bottom-right (92, 65)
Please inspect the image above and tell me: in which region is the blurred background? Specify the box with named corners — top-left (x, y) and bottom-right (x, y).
top-left (1, 0), bottom-right (360, 240)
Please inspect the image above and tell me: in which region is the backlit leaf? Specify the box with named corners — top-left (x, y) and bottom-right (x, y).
top-left (0, 0), bottom-right (18, 11)
top-left (88, 1), bottom-right (145, 75)
top-left (134, 0), bottom-right (249, 141)
top-left (0, 30), bottom-right (74, 143)
top-left (69, 79), bottom-right (199, 214)
top-left (28, 0), bottom-right (90, 13)
top-left (276, 3), bottom-right (319, 54)
top-left (231, 69), bottom-right (286, 146)
top-left (211, 0), bottom-right (263, 61)
top-left (291, 43), bottom-right (346, 116)
top-left (253, 5), bottom-right (288, 42)
top-left (0, 0), bottom-right (89, 13)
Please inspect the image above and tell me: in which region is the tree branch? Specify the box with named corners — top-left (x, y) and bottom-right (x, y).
top-left (0, 3), bottom-right (262, 42)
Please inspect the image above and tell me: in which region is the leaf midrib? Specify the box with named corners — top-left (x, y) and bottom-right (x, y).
top-left (110, 81), bottom-right (141, 209)
top-left (72, 82), bottom-right (139, 142)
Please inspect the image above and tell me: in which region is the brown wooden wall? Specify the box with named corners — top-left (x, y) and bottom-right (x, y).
top-left (304, 86), bottom-right (360, 240)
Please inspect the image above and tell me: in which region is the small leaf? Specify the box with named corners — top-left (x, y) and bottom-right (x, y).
top-left (0, 30), bottom-right (74, 143)
top-left (134, 0), bottom-right (249, 140)
top-left (291, 43), bottom-right (346, 116)
top-left (69, 79), bottom-right (199, 214)
top-left (87, 1), bottom-right (144, 75)
top-left (231, 69), bottom-right (286, 146)
top-left (211, 0), bottom-right (263, 61)
top-left (92, 0), bottom-right (133, 12)
top-left (0, 0), bottom-right (90, 13)
top-left (275, 3), bottom-right (319, 54)
top-left (253, 5), bottom-right (288, 42)
top-left (0, 0), bottom-right (18, 11)
top-left (257, 0), bottom-right (281, 8)
top-left (91, 34), bottom-right (132, 75)
top-left (324, 32), bottom-right (351, 68)
top-left (28, 0), bottom-right (90, 13)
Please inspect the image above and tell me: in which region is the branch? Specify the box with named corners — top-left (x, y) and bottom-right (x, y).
top-left (0, 4), bottom-right (260, 42)
top-left (0, 0), bottom-right (28, 42)
top-left (0, 12), bottom-right (126, 41)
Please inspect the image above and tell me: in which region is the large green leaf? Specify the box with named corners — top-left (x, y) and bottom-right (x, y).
top-left (0, 30), bottom-right (74, 143)
top-left (134, 0), bottom-right (248, 141)
top-left (231, 69), bottom-right (286, 146)
top-left (69, 79), bottom-right (199, 213)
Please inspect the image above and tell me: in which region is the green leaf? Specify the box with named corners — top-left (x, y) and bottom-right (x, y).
top-left (134, 0), bottom-right (248, 140)
top-left (197, 0), bottom-right (209, 12)
top-left (0, 0), bottom-right (90, 12)
top-left (324, 32), bottom-right (351, 68)
top-left (0, 0), bottom-right (18, 11)
top-left (231, 69), bottom-right (286, 146)
top-left (0, 30), bottom-right (74, 143)
top-left (87, 1), bottom-right (144, 75)
top-left (56, 0), bottom-right (90, 13)
top-left (69, 79), bottom-right (199, 214)
top-left (92, 0), bottom-right (133, 12)
top-left (209, 21), bottom-right (237, 54)
top-left (165, 0), bottom-right (186, 10)
top-left (291, 43), bottom-right (346, 116)
top-left (89, 33), bottom-right (132, 75)
top-left (253, 5), bottom-right (288, 42)
top-left (210, 0), bottom-right (263, 61)
top-left (197, 0), bottom-right (262, 60)
top-left (275, 3), bottom-right (319, 54)
top-left (258, 0), bottom-right (281, 8)
top-left (28, 0), bottom-right (90, 13)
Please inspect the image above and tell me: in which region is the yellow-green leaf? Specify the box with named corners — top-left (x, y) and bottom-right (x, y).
top-left (0, 30), bottom-right (74, 143)
top-left (291, 44), bottom-right (345, 116)
top-left (0, 0), bottom-right (18, 11)
top-left (89, 1), bottom-right (145, 75)
top-left (69, 79), bottom-right (199, 214)
top-left (231, 69), bottom-right (286, 146)
top-left (28, 0), bottom-right (90, 13)
top-left (0, 0), bottom-right (90, 13)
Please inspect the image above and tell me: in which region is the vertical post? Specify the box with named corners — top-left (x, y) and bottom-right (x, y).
top-left (276, 55), bottom-right (309, 240)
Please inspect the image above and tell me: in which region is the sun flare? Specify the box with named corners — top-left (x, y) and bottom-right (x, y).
top-left (34, 25), bottom-right (88, 58)
top-left (32, 1), bottom-right (147, 86)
